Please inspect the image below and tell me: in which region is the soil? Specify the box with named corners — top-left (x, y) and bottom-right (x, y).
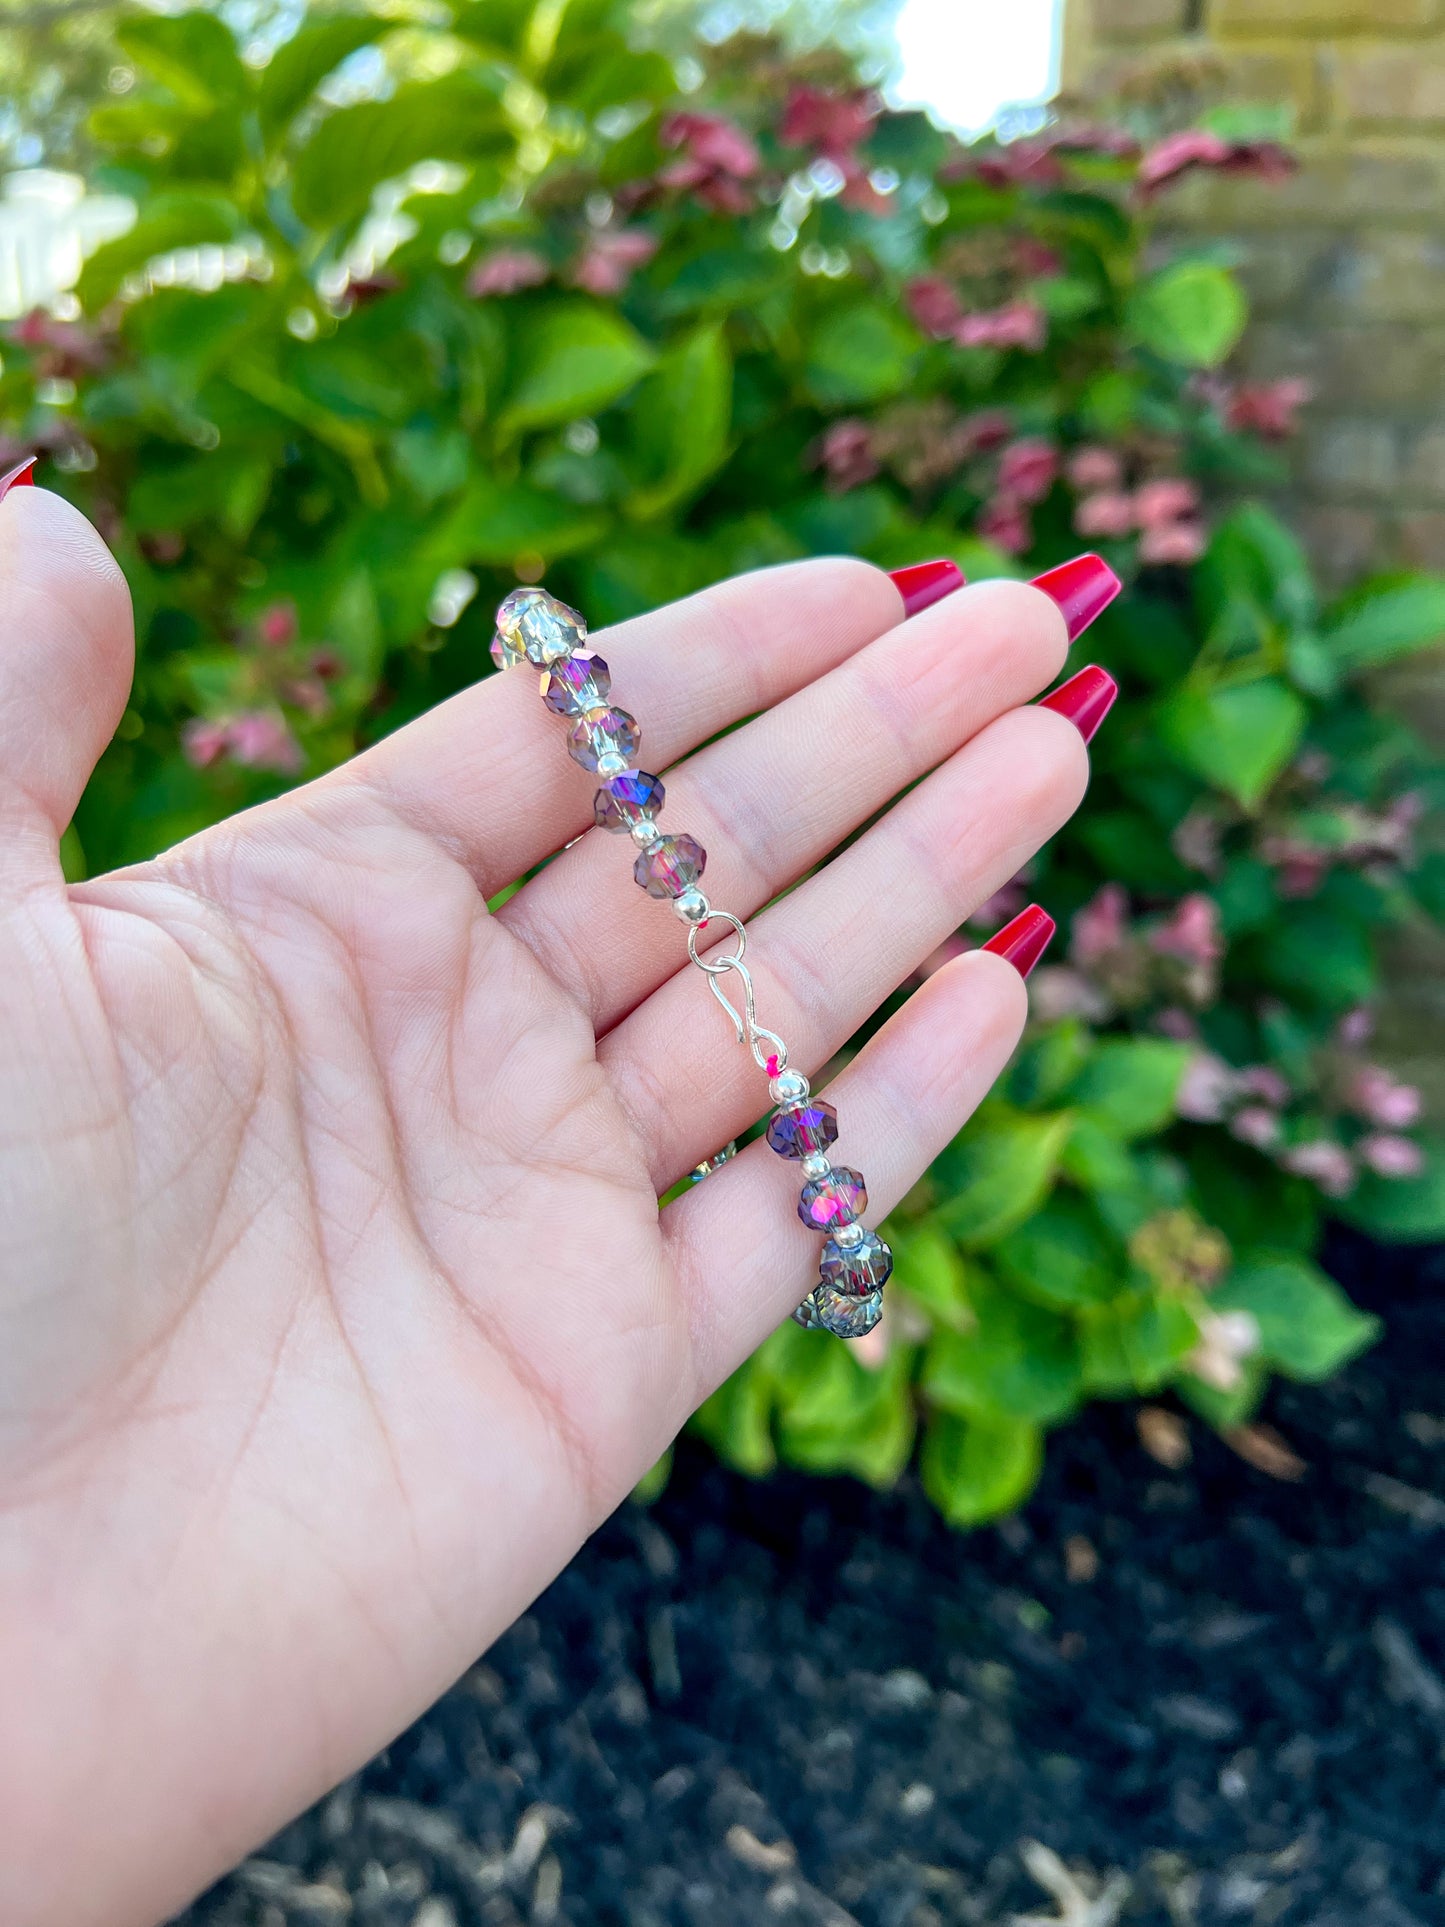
top-left (176, 1228), bottom-right (1445, 1927)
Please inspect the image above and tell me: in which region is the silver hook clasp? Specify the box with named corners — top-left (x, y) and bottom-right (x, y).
top-left (687, 912), bottom-right (790, 1076)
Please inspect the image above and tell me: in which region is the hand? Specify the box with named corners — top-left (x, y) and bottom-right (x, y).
top-left (0, 487), bottom-right (1091, 1926)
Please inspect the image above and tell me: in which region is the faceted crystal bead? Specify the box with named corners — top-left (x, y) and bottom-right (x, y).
top-left (766, 1099), bottom-right (839, 1161)
top-left (819, 1228), bottom-right (893, 1298)
top-left (594, 770), bottom-right (665, 832)
top-left (797, 1166), bottom-right (867, 1231)
top-left (498, 587), bottom-right (587, 666)
top-left (633, 832), bottom-right (706, 899)
top-left (540, 650), bottom-right (610, 717)
top-left (813, 1282), bottom-right (884, 1339)
top-left (568, 705), bottom-right (640, 771)
top-left (490, 630), bottom-right (525, 671)
top-left (792, 1292), bottom-right (823, 1330)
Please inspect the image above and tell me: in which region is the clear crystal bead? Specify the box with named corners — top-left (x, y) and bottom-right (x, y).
top-left (819, 1228), bottom-right (892, 1298)
top-left (498, 587), bottom-right (587, 666)
top-left (792, 1292), bottom-right (823, 1330)
top-left (633, 832), bottom-right (706, 899)
top-left (797, 1166), bottom-right (866, 1232)
top-left (540, 650), bottom-right (610, 717)
top-left (813, 1283), bottom-right (883, 1339)
top-left (490, 630), bottom-right (525, 671)
top-left (568, 705), bottom-right (640, 771)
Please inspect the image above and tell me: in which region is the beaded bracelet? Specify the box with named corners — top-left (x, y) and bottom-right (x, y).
top-left (491, 584), bottom-right (892, 1340)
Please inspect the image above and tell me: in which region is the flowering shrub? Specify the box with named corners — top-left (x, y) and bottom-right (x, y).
top-left (8, 6), bottom-right (1445, 1524)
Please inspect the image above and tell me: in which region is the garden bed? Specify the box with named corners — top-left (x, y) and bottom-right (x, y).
top-left (180, 1227), bottom-right (1445, 1927)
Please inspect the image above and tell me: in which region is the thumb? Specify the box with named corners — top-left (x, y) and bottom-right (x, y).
top-left (0, 467), bottom-right (134, 883)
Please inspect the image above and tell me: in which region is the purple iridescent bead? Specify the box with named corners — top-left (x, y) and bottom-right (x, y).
top-left (766, 1100), bottom-right (839, 1161)
top-left (634, 832), bottom-right (706, 899)
top-left (595, 770), bottom-right (665, 833)
top-left (819, 1228), bottom-right (893, 1299)
top-left (540, 650), bottom-right (610, 717)
top-left (797, 1166), bottom-right (866, 1231)
top-left (568, 705), bottom-right (640, 771)
top-left (813, 1282), bottom-right (884, 1339)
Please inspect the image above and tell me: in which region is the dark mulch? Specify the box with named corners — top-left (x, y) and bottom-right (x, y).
top-left (178, 1229), bottom-right (1445, 1927)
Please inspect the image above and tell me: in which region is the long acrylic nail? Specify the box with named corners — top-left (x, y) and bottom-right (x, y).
top-left (1031, 552), bottom-right (1121, 643)
top-left (0, 456), bottom-right (36, 500)
top-left (890, 558), bottom-right (966, 617)
top-left (1039, 664), bottom-right (1118, 745)
top-left (981, 903), bottom-right (1056, 979)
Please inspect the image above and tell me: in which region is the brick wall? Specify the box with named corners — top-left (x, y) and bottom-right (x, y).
top-left (1067, 0), bottom-right (1445, 1107)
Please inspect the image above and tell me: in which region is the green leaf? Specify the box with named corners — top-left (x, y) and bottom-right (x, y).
top-left (691, 1357), bottom-right (775, 1476)
top-left (1128, 260), bottom-right (1247, 368)
top-left (498, 302), bottom-right (656, 435)
top-left (1006, 1018), bottom-right (1093, 1110)
top-left (804, 303), bottom-right (918, 406)
top-left (934, 1110), bottom-right (1075, 1248)
top-left (77, 194), bottom-right (240, 311)
top-left (1179, 1358), bottom-right (1266, 1430)
top-left (1342, 1137), bottom-right (1445, 1241)
top-left (625, 324), bottom-right (732, 520)
top-left (993, 1197), bottom-right (1123, 1309)
top-left (777, 1346), bottom-right (915, 1488)
top-left (1212, 1250), bottom-right (1380, 1381)
top-left (291, 79), bottom-right (508, 230)
top-left (258, 15), bottom-right (391, 143)
top-left (116, 10), bottom-right (248, 111)
top-left (1079, 1291), bottom-right (1199, 1395)
top-left (1066, 1038), bottom-right (1191, 1140)
top-left (889, 1220), bottom-right (972, 1331)
top-left (923, 1276), bottom-right (1082, 1423)
top-left (436, 474), bottom-right (608, 567)
top-left (921, 1411), bottom-right (1043, 1528)
top-left (1321, 573), bottom-right (1445, 674)
top-left (1156, 678), bottom-right (1306, 809)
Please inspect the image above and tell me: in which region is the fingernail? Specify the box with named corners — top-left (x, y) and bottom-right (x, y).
top-left (1038, 664), bottom-right (1118, 745)
top-left (981, 903), bottom-right (1056, 980)
top-left (1031, 552), bottom-right (1121, 642)
top-left (0, 456), bottom-right (36, 500)
top-left (889, 558), bottom-right (966, 617)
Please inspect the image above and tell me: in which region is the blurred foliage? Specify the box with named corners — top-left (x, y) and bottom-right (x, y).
top-left (7, 0), bottom-right (1445, 1525)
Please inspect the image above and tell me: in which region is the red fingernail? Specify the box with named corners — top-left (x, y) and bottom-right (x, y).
top-left (889, 558), bottom-right (966, 617)
top-left (0, 456), bottom-right (36, 500)
top-left (981, 903), bottom-right (1056, 980)
top-left (1031, 553), bottom-right (1121, 643)
top-left (1038, 664), bottom-right (1118, 745)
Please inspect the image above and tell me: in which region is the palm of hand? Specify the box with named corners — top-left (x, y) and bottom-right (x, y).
top-left (2, 490), bottom-right (1082, 1927)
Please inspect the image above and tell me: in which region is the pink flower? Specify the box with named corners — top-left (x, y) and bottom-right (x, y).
top-left (906, 275), bottom-right (964, 339)
top-left (1075, 490), bottom-right (1137, 538)
top-left (998, 437), bottom-right (1059, 505)
top-left (1067, 445), bottom-right (1125, 492)
top-left (1350, 1066), bottom-right (1423, 1129)
top-left (1188, 1310), bottom-right (1260, 1392)
top-left (1155, 1007), bottom-right (1199, 1042)
top-left (1282, 1139), bottom-right (1356, 1197)
top-left (1071, 882), bottom-right (1130, 966)
top-left (1013, 236), bottom-right (1064, 277)
top-left (1231, 1104), bottom-right (1282, 1149)
top-left (467, 249), bottom-right (548, 298)
top-left (778, 85), bottom-right (876, 158)
top-left (977, 494), bottom-right (1032, 554)
top-left (957, 408), bottom-right (1014, 455)
top-left (972, 142), bottom-right (1064, 190)
top-left (659, 112), bottom-right (759, 213)
top-left (971, 879), bottom-right (1029, 928)
top-left (1358, 1133), bottom-right (1425, 1179)
top-left (1239, 1065), bottom-right (1291, 1106)
top-left (1172, 808), bottom-right (1223, 878)
top-left (225, 709), bottom-right (304, 774)
top-left (181, 719), bottom-right (229, 769)
top-left (1226, 378), bottom-right (1312, 440)
top-left (1138, 519), bottom-right (1208, 566)
top-left (1151, 893), bottom-right (1223, 967)
top-left (838, 159), bottom-right (895, 216)
top-left (1177, 1050), bottom-right (1238, 1123)
top-left (571, 228), bottom-right (658, 296)
top-left (10, 307), bottom-right (109, 376)
top-left (1134, 478), bottom-right (1200, 529)
top-left (1050, 123), bottom-right (1140, 161)
top-left (1338, 1007), bottom-right (1374, 1049)
top-left (1028, 966), bottom-right (1111, 1024)
top-left (814, 418), bottom-right (878, 493)
top-left (1137, 129), bottom-right (1297, 197)
top-left (955, 300), bottom-right (1047, 353)
top-left (258, 601), bottom-right (297, 648)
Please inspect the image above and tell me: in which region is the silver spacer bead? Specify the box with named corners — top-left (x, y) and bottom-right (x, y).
top-left (769, 1069), bottom-right (810, 1106)
top-left (673, 888), bottom-right (710, 926)
top-left (596, 750), bottom-right (628, 777)
top-left (630, 818), bottom-right (664, 849)
top-left (832, 1221), bottom-right (866, 1249)
top-left (800, 1152), bottom-right (832, 1181)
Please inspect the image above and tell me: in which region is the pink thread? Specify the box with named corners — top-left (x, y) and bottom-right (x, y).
top-left (765, 1054), bottom-right (781, 1078)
